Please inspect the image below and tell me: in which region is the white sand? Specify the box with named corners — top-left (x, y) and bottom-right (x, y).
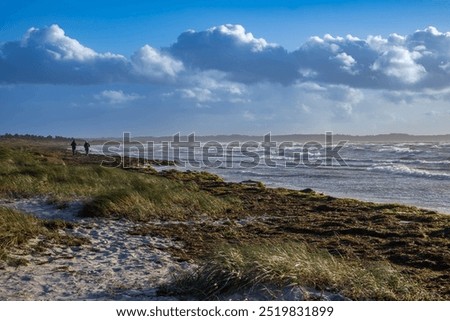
top-left (0, 198), bottom-right (191, 300)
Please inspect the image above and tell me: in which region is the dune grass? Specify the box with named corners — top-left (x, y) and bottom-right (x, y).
top-left (161, 242), bottom-right (438, 300)
top-left (0, 206), bottom-right (85, 266)
top-left (79, 179), bottom-right (235, 221)
top-left (0, 144), bottom-right (139, 198)
top-left (0, 144), bottom-right (237, 221)
top-left (0, 207), bottom-right (45, 263)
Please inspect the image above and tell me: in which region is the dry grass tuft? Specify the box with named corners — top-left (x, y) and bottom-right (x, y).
top-left (79, 181), bottom-right (232, 221)
top-left (161, 242), bottom-right (438, 300)
top-left (0, 206), bottom-right (87, 266)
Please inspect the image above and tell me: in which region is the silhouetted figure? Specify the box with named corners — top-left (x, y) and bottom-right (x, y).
top-left (70, 140), bottom-right (77, 155)
top-left (84, 141), bottom-right (90, 155)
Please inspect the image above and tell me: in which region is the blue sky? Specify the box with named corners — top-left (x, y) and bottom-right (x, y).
top-left (2, 0), bottom-right (450, 137)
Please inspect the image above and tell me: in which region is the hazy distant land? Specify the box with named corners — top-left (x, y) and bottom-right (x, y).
top-left (95, 133), bottom-right (450, 144)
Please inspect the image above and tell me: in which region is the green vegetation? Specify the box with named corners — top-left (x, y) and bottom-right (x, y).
top-left (80, 178), bottom-right (234, 221)
top-left (162, 242), bottom-right (436, 300)
top-left (0, 133), bottom-right (70, 141)
top-left (0, 144), bottom-right (236, 221)
top-left (0, 206), bottom-right (85, 266)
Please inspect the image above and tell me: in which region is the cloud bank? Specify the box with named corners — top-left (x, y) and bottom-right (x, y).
top-left (2, 24), bottom-right (450, 90)
top-left (0, 24), bottom-right (183, 84)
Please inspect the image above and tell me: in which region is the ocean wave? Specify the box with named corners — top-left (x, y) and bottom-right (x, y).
top-left (367, 164), bottom-right (450, 179)
top-left (395, 159), bottom-right (450, 165)
top-left (371, 159), bottom-right (450, 166)
top-left (340, 157), bottom-right (450, 166)
top-left (378, 146), bottom-right (418, 153)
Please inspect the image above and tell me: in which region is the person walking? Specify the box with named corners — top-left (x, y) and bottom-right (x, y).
top-left (70, 139), bottom-right (77, 156)
top-left (84, 141), bottom-right (90, 155)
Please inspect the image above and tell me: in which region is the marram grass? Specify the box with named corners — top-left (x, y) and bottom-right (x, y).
top-left (0, 145), bottom-right (237, 221)
top-left (161, 242), bottom-right (438, 300)
top-left (0, 206), bottom-right (85, 266)
top-left (79, 182), bottom-right (233, 221)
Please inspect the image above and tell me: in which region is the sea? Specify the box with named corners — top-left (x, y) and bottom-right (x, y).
top-left (92, 140), bottom-right (450, 214)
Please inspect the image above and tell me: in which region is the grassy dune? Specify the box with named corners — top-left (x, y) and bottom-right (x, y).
top-left (0, 138), bottom-right (449, 300)
top-left (0, 206), bottom-right (85, 266)
top-left (161, 242), bottom-right (433, 300)
top-left (0, 143), bottom-right (237, 221)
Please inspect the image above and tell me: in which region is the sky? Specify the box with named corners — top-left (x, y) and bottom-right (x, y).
top-left (2, 0), bottom-right (450, 137)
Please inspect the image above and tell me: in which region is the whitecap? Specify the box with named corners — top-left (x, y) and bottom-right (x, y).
top-left (367, 164), bottom-right (450, 179)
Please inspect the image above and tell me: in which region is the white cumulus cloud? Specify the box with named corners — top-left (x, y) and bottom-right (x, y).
top-left (371, 47), bottom-right (426, 84)
top-left (131, 45), bottom-right (184, 79)
top-left (333, 52), bottom-right (358, 74)
top-left (21, 24), bottom-right (111, 61)
top-left (168, 24), bottom-right (295, 84)
top-left (208, 24), bottom-right (277, 52)
top-left (0, 25), bottom-right (181, 84)
top-left (95, 90), bottom-right (143, 105)
top-left (0, 24), bottom-right (129, 84)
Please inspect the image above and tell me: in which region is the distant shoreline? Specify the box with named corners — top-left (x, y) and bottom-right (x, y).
top-left (3, 133), bottom-right (450, 144)
top-left (91, 133), bottom-right (450, 144)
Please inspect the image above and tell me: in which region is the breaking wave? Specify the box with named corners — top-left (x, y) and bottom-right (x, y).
top-left (368, 164), bottom-right (450, 179)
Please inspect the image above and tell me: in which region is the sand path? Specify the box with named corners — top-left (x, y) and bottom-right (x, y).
top-left (0, 198), bottom-right (190, 300)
